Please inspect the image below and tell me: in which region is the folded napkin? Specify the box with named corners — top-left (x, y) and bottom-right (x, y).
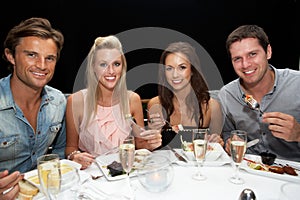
top-left (80, 178), bottom-right (135, 200)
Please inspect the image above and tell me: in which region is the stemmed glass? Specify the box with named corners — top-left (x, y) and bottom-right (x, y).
top-left (119, 135), bottom-right (135, 183)
top-left (228, 130), bottom-right (247, 184)
top-left (37, 154), bottom-right (60, 199)
top-left (47, 169), bottom-right (61, 200)
top-left (192, 128), bottom-right (209, 180)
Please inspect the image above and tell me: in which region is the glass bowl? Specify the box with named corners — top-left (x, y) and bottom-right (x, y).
top-left (137, 154), bottom-right (174, 193)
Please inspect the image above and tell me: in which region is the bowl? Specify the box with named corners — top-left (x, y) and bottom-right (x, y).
top-left (260, 152), bottom-right (276, 165)
top-left (137, 154), bottom-right (174, 193)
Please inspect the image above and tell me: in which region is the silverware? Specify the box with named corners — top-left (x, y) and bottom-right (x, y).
top-left (166, 145), bottom-right (188, 163)
top-left (91, 175), bottom-right (103, 180)
top-left (244, 95), bottom-right (264, 115)
top-left (246, 139), bottom-right (259, 148)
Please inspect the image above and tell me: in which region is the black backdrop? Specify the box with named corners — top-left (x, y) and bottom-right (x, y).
top-left (0, 0), bottom-right (298, 99)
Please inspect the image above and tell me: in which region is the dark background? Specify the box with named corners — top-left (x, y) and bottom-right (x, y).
top-left (0, 0), bottom-right (298, 99)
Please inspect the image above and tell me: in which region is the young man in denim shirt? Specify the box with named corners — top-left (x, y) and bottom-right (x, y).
top-left (0, 17), bottom-right (66, 199)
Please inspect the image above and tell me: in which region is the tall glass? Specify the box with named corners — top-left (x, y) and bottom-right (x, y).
top-left (228, 130), bottom-right (247, 184)
top-left (47, 170), bottom-right (61, 200)
top-left (119, 135), bottom-right (135, 176)
top-left (37, 154), bottom-right (60, 199)
top-left (192, 128), bottom-right (209, 180)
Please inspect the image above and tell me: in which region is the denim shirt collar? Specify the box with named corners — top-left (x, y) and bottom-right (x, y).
top-left (0, 74), bottom-right (57, 111)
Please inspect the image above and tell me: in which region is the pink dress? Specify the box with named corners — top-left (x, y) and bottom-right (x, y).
top-left (78, 90), bottom-right (131, 156)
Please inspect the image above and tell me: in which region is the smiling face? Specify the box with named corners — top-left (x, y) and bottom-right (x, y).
top-left (164, 52), bottom-right (192, 91)
top-left (7, 36), bottom-right (58, 90)
top-left (229, 37), bottom-right (272, 88)
top-left (93, 48), bottom-right (123, 91)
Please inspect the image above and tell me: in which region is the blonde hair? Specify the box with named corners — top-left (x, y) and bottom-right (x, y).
top-left (84, 35), bottom-right (129, 127)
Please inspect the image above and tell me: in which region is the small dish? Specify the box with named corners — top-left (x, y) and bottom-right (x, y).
top-left (260, 152), bottom-right (276, 165)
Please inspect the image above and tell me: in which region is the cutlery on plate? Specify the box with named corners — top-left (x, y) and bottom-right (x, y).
top-left (246, 139), bottom-right (259, 148)
top-left (166, 145), bottom-right (188, 163)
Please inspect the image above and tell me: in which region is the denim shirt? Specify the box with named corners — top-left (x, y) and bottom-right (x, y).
top-left (218, 65), bottom-right (300, 162)
top-left (0, 75), bottom-right (66, 173)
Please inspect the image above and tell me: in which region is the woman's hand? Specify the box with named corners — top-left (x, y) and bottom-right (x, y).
top-left (135, 130), bottom-right (162, 151)
top-left (208, 133), bottom-right (224, 147)
top-left (72, 152), bottom-right (95, 170)
top-left (147, 113), bottom-right (165, 130)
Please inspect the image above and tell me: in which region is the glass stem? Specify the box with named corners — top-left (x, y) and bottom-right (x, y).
top-left (197, 161), bottom-right (203, 176)
top-left (234, 164), bottom-right (240, 180)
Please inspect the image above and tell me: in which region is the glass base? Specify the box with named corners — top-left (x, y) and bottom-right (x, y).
top-left (192, 173), bottom-right (207, 181)
top-left (228, 176), bottom-right (244, 184)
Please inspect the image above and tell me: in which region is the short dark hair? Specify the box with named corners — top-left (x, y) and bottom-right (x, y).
top-left (226, 25), bottom-right (270, 57)
top-left (3, 17), bottom-right (64, 71)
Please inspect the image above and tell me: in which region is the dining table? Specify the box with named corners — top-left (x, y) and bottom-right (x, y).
top-left (26, 146), bottom-right (300, 200)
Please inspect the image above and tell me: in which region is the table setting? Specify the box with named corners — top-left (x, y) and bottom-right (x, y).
top-left (20, 129), bottom-right (300, 200)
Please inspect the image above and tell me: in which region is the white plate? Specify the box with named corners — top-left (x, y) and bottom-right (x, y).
top-left (173, 143), bottom-right (231, 166)
top-left (240, 154), bottom-right (300, 183)
top-left (96, 149), bottom-right (152, 181)
top-left (24, 159), bottom-right (83, 190)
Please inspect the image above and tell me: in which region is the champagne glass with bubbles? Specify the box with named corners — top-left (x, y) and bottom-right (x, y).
top-left (192, 128), bottom-right (209, 181)
top-left (119, 135), bottom-right (135, 176)
top-left (229, 130), bottom-right (247, 184)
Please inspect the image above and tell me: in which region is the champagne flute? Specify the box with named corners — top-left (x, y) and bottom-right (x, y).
top-left (192, 128), bottom-right (209, 180)
top-left (119, 135), bottom-right (135, 194)
top-left (37, 154), bottom-right (60, 199)
top-left (47, 169), bottom-right (61, 200)
top-left (228, 130), bottom-right (247, 184)
top-left (119, 135), bottom-right (135, 176)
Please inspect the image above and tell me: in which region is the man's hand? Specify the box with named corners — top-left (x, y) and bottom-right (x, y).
top-left (0, 170), bottom-right (23, 200)
top-left (262, 112), bottom-right (300, 142)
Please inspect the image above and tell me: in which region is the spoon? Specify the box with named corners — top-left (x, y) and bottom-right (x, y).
top-left (244, 95), bottom-right (264, 115)
top-left (239, 188), bottom-right (256, 200)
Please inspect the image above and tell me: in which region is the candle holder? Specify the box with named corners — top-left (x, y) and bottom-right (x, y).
top-left (137, 154), bottom-right (174, 193)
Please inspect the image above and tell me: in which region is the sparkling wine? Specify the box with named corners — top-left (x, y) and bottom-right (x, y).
top-left (230, 141), bottom-right (246, 164)
top-left (193, 139), bottom-right (207, 161)
top-left (119, 143), bottom-right (135, 173)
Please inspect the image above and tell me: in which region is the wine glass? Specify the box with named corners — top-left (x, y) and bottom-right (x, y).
top-left (37, 154), bottom-right (60, 199)
top-left (228, 130), bottom-right (247, 184)
top-left (119, 135), bottom-right (135, 194)
top-left (47, 169), bottom-right (61, 200)
top-left (192, 128), bottom-right (209, 180)
top-left (119, 135), bottom-right (135, 176)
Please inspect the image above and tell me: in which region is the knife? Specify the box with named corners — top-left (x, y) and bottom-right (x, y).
top-left (166, 145), bottom-right (188, 163)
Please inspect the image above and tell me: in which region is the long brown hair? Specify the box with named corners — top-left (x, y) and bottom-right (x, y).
top-left (158, 42), bottom-right (210, 127)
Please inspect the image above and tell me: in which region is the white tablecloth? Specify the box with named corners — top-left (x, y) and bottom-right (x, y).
top-left (32, 151), bottom-right (300, 200)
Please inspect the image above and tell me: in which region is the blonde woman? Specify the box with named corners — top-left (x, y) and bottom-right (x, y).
top-left (66, 35), bottom-right (161, 169)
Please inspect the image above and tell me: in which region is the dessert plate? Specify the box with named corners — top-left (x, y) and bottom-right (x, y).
top-left (96, 149), bottom-right (151, 181)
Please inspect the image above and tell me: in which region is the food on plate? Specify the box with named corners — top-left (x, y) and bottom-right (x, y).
top-left (246, 159), bottom-right (298, 176)
top-left (283, 166), bottom-right (298, 176)
top-left (269, 166), bottom-right (285, 174)
top-left (248, 163), bottom-right (262, 170)
top-left (107, 161), bottom-right (124, 177)
top-left (172, 124), bottom-right (184, 133)
top-left (18, 179), bottom-right (39, 200)
top-left (182, 141), bottom-right (193, 151)
top-left (26, 163), bottom-right (75, 185)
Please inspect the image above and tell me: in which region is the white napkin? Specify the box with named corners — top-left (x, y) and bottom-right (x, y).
top-left (80, 178), bottom-right (135, 200)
